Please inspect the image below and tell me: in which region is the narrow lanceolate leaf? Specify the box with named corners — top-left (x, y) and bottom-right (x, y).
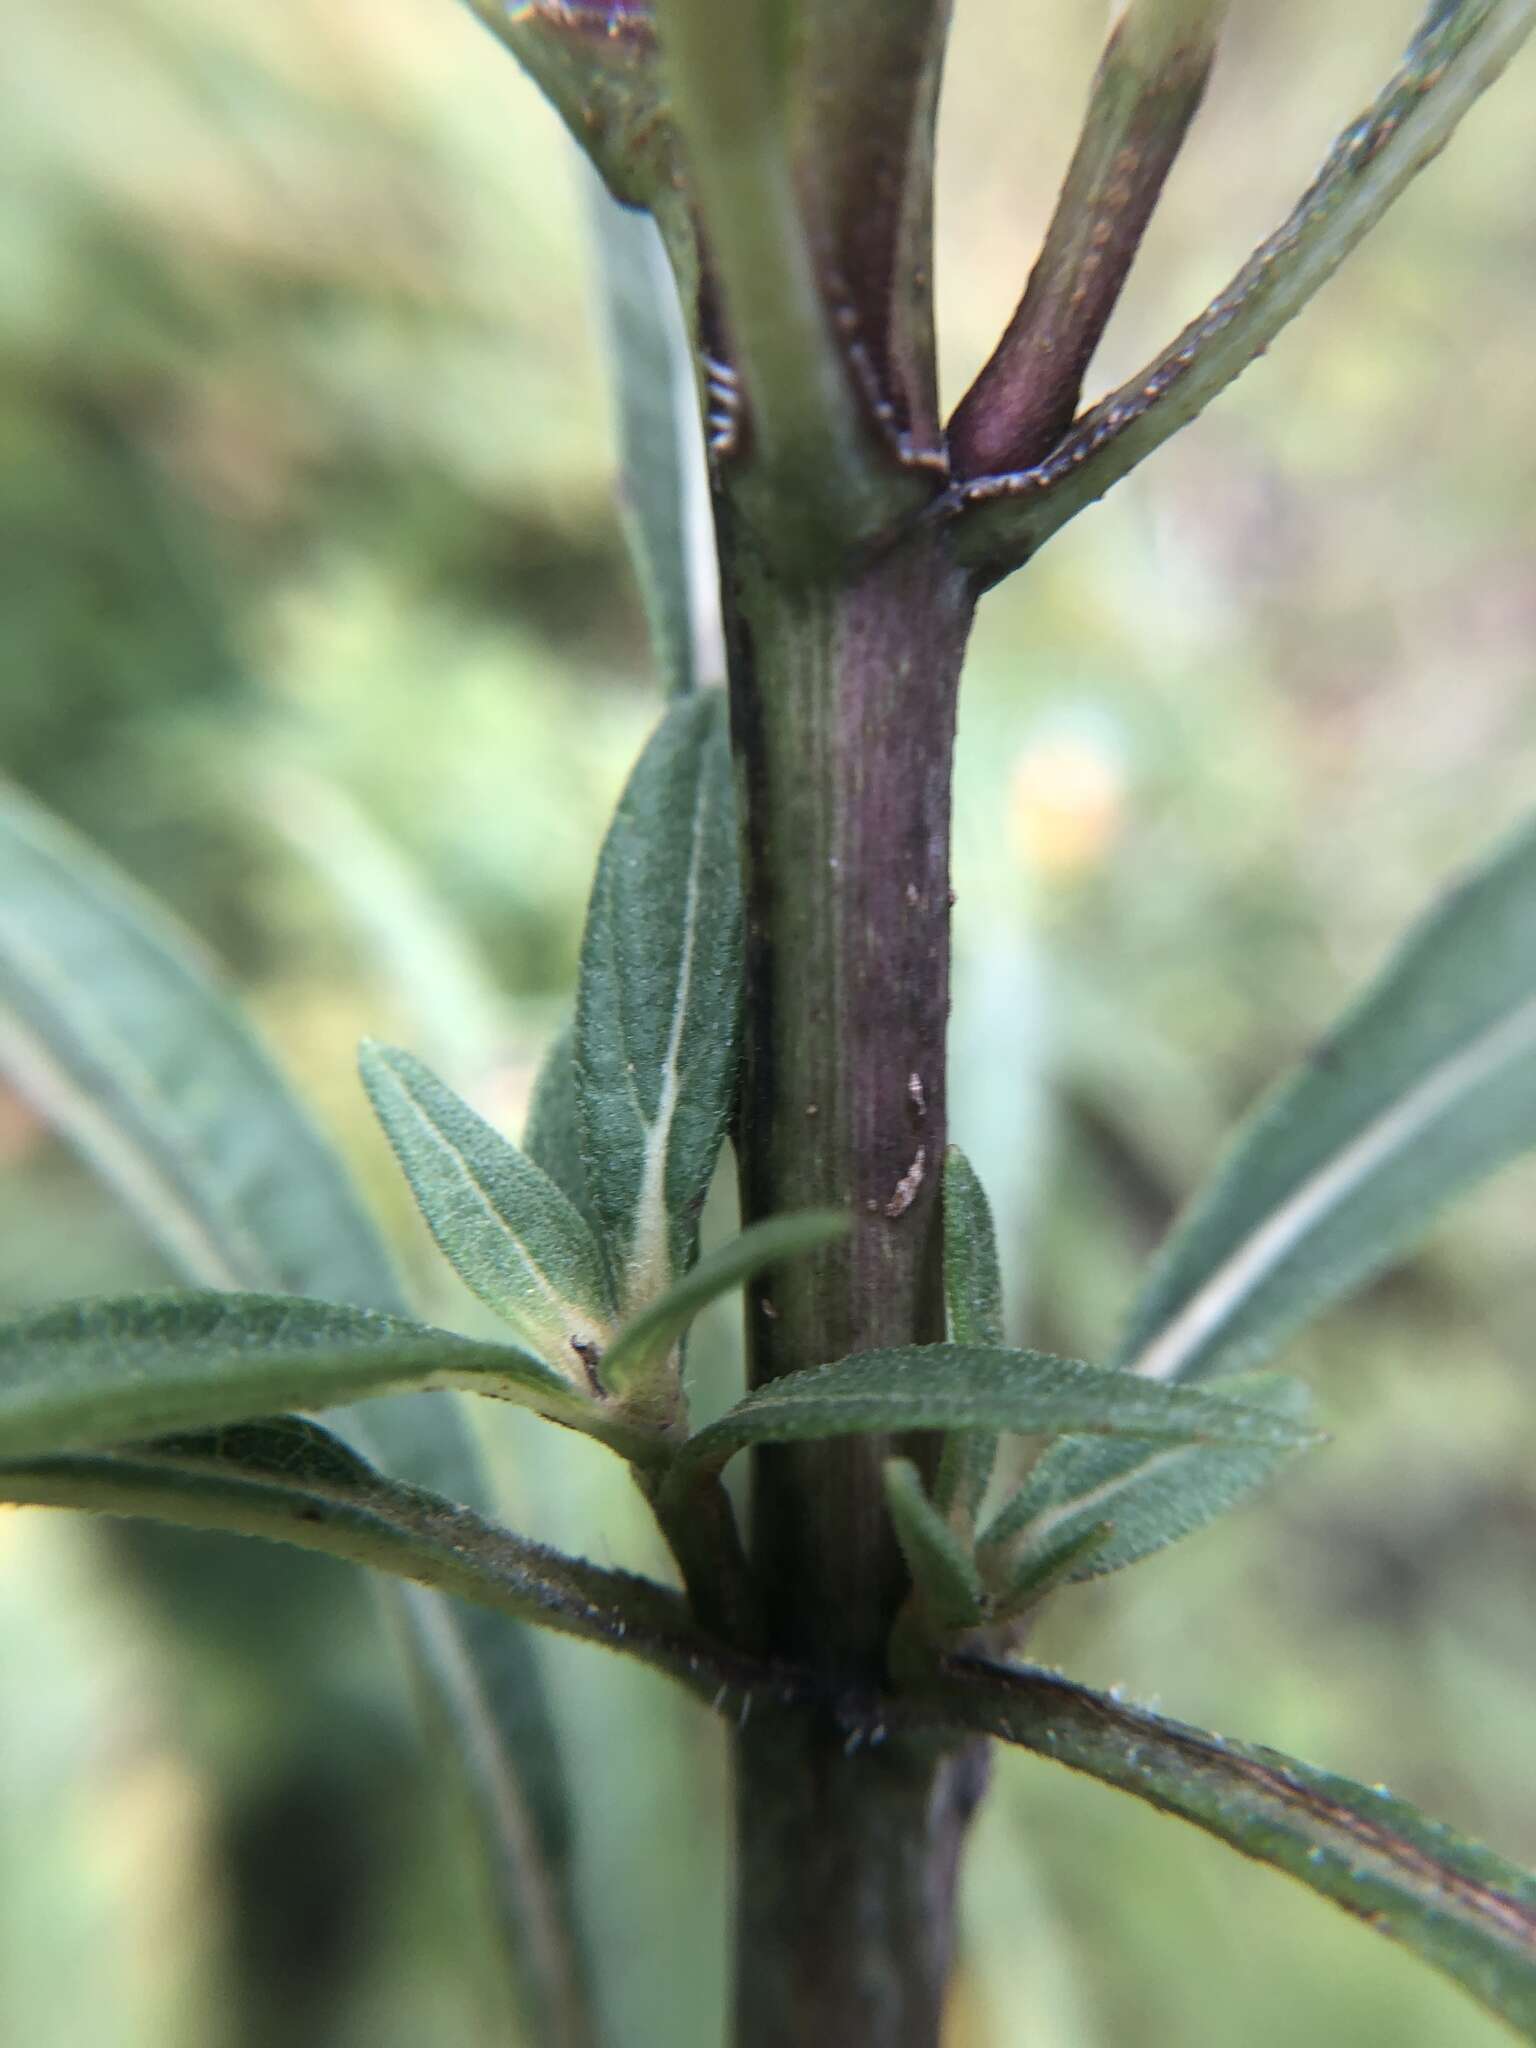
top-left (360, 1042), bottom-right (614, 1379)
top-left (575, 693), bottom-right (741, 1311)
top-left (0, 779), bottom-right (404, 1312)
top-left (0, 1292), bottom-right (662, 1466)
top-left (980, 1373), bottom-right (1315, 1595)
top-left (952, 0), bottom-right (1536, 576)
top-left (930, 1659), bottom-right (1536, 2040)
top-left (1117, 814), bottom-right (1536, 1386)
top-left (935, 1145), bottom-right (1005, 1523)
top-left (884, 1458), bottom-right (985, 1632)
top-left (600, 1210), bottom-right (848, 1407)
top-left (0, 787), bottom-right (596, 2042)
top-left (589, 175), bottom-right (719, 698)
top-left (523, 1023), bottom-right (599, 1240)
top-left (0, 1429), bottom-right (747, 1700)
top-left (672, 1343), bottom-right (1317, 1484)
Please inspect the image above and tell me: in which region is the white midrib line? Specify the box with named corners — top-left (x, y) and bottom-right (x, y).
top-left (0, 1002), bottom-right (250, 1289)
top-left (625, 776), bottom-right (708, 1311)
top-left (1131, 993), bottom-right (1536, 1384)
top-left (392, 1586), bottom-right (578, 2022)
top-left (398, 1088), bottom-right (595, 1335)
top-left (991, 1446), bottom-right (1187, 1559)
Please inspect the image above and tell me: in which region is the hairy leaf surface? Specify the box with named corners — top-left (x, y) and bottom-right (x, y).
top-left (676, 1343), bottom-right (1317, 1480)
top-left (575, 693), bottom-right (741, 1308)
top-left (600, 1210), bottom-right (847, 1405)
top-left (933, 1658), bottom-right (1536, 2040)
top-left (0, 1292), bottom-right (659, 1465)
top-left (981, 1372), bottom-right (1315, 1592)
top-left (361, 1042), bottom-right (614, 1371)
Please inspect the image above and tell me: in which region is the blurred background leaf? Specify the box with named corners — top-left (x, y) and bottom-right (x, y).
top-left (2, 2), bottom-right (1535, 2044)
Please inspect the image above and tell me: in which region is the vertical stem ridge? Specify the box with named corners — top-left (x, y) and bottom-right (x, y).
top-left (722, 523), bottom-right (982, 2042)
top-left (725, 531), bottom-right (975, 1669)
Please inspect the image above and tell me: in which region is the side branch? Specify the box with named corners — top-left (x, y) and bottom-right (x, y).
top-left (921, 1656), bottom-right (1536, 2039)
top-left (949, 0), bottom-right (1227, 477)
top-left (946, 0), bottom-right (1536, 583)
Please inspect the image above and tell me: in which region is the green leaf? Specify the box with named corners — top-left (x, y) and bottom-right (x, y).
top-left (523, 1022), bottom-right (601, 1246)
top-left (600, 1210), bottom-right (848, 1410)
top-left (575, 693), bottom-right (742, 1311)
top-left (988, 1520), bottom-right (1116, 1619)
top-left (673, 1343), bottom-right (1318, 1482)
top-left (0, 788), bottom-right (597, 2041)
top-left (980, 1373), bottom-right (1315, 1594)
top-left (0, 1431), bottom-right (734, 1696)
top-left (0, 1291), bottom-right (662, 1466)
top-left (1116, 814), bottom-right (1536, 1386)
top-left (932, 1658), bottom-right (1536, 2041)
top-left (883, 1458), bottom-right (984, 1632)
top-left (589, 176), bottom-right (716, 699)
top-left (0, 779), bottom-right (404, 1313)
top-left (360, 1041), bottom-right (614, 1376)
top-left (935, 1145), bottom-right (1004, 1524)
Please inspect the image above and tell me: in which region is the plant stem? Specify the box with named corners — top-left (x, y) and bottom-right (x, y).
top-left (733, 1711), bottom-right (990, 2048)
top-left (723, 519), bottom-right (981, 2038)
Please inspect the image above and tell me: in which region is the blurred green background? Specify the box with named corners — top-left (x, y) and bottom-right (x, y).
top-left (2, 3), bottom-right (1535, 2044)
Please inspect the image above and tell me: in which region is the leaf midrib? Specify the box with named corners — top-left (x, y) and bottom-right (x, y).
top-left (1129, 990), bottom-right (1536, 1383)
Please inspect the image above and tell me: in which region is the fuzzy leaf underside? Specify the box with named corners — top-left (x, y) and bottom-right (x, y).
top-left (677, 1343), bottom-right (1318, 1480)
top-left (524, 1022), bottom-right (603, 1245)
top-left (0, 1426), bottom-right (728, 1693)
top-left (982, 1372), bottom-right (1315, 1591)
top-left (1116, 811), bottom-right (1536, 1387)
top-left (360, 1041), bottom-right (614, 1367)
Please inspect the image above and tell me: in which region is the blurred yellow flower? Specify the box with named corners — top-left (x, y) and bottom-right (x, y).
top-left (1007, 733), bottom-right (1127, 879)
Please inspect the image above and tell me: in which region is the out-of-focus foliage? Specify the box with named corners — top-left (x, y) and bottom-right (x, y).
top-left (1, 2), bottom-right (1534, 2045)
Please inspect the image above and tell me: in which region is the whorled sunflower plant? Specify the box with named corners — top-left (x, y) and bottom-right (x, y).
top-left (4, 2), bottom-right (1536, 2043)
